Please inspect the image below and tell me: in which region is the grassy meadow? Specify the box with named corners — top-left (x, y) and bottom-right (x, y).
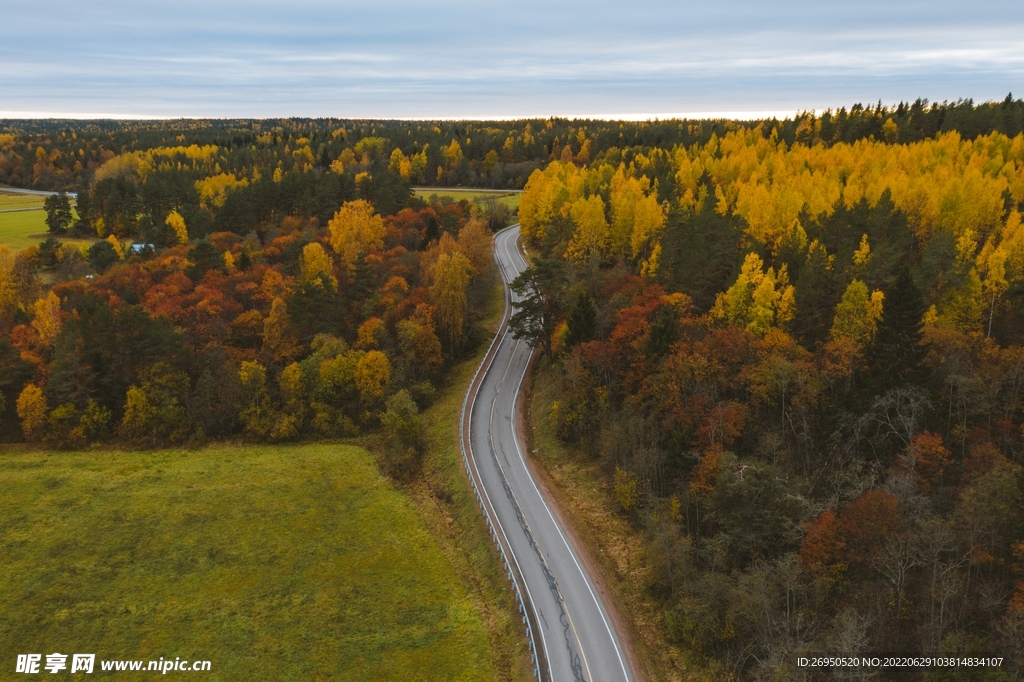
top-left (0, 190), bottom-right (86, 251)
top-left (0, 444), bottom-right (493, 680)
top-left (0, 209), bottom-right (53, 251)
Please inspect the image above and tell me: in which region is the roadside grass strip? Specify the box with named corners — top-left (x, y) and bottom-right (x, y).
top-left (405, 277), bottom-right (534, 681)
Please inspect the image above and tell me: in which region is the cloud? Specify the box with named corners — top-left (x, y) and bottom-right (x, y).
top-left (1, 0), bottom-right (1022, 118)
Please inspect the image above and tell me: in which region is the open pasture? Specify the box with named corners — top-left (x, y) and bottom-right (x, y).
top-left (0, 443), bottom-right (493, 680)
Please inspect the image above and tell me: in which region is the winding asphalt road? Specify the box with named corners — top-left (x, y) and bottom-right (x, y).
top-left (460, 224), bottom-right (634, 682)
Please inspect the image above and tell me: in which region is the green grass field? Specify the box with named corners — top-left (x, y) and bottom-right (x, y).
top-left (0, 444), bottom-right (493, 680)
top-left (0, 209), bottom-right (52, 250)
top-left (0, 208), bottom-right (91, 252)
top-left (413, 188), bottom-right (520, 211)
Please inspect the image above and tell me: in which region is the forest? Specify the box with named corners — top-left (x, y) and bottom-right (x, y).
top-left (509, 119), bottom-right (1024, 678)
top-left (3, 98), bottom-right (1024, 678)
top-left (0, 123), bottom-right (507, 481)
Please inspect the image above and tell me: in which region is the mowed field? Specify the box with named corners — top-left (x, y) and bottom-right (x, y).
top-left (413, 187), bottom-right (520, 211)
top-left (0, 209), bottom-right (53, 251)
top-left (0, 190), bottom-right (87, 251)
top-left (0, 444), bottom-right (493, 680)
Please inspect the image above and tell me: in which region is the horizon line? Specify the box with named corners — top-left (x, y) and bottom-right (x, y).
top-left (0, 110), bottom-right (801, 123)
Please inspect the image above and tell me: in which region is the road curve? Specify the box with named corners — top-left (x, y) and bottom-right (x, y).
top-left (460, 224), bottom-right (633, 682)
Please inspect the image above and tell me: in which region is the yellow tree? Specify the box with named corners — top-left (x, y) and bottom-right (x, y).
top-left (565, 195), bottom-right (609, 266)
top-left (0, 244), bottom-right (17, 315)
top-left (389, 148), bottom-right (408, 175)
top-left (631, 193), bottom-right (666, 276)
top-left (430, 250), bottom-right (471, 355)
top-left (852, 233), bottom-right (872, 269)
top-left (298, 242), bottom-right (338, 289)
top-left (278, 362), bottom-right (306, 430)
top-left (279, 362), bottom-right (304, 406)
top-left (518, 162), bottom-right (575, 244)
top-left (609, 168), bottom-right (644, 257)
top-left (354, 350), bottom-right (391, 403)
top-left (263, 297), bottom-right (298, 361)
top-left (483, 149), bottom-right (500, 172)
top-left (118, 364), bottom-right (188, 445)
top-left (238, 360), bottom-right (273, 438)
top-left (31, 291), bottom-right (62, 347)
top-left (442, 139), bottom-right (464, 169)
top-left (457, 218), bottom-right (495, 278)
top-left (830, 280), bottom-right (884, 348)
top-left (106, 234), bottom-right (125, 260)
top-left (328, 199), bottom-right (385, 264)
top-left (935, 268), bottom-right (985, 332)
top-left (409, 146), bottom-right (429, 183)
top-left (165, 210), bottom-right (188, 244)
top-left (711, 252), bottom-right (796, 336)
top-left (418, 232), bottom-right (458, 290)
top-left (331, 148), bottom-right (357, 174)
top-left (16, 384), bottom-right (48, 441)
top-left (195, 173), bottom-right (248, 210)
top-left (318, 350), bottom-right (359, 421)
top-left (978, 210), bottom-right (1024, 335)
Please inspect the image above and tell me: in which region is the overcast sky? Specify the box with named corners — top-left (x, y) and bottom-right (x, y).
top-left (1, 0), bottom-right (1022, 119)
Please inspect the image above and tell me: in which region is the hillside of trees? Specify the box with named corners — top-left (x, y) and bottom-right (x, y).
top-left (512, 125), bottom-right (1024, 678)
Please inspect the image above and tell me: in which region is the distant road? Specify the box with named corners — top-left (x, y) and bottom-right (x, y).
top-left (461, 224), bottom-right (634, 682)
top-left (0, 186), bottom-right (78, 198)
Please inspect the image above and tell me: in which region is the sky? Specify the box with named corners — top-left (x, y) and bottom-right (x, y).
top-left (1, 0), bottom-right (1022, 120)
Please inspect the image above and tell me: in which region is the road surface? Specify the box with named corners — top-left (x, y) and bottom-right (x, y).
top-left (0, 186), bottom-right (77, 198)
top-left (461, 224), bottom-right (634, 682)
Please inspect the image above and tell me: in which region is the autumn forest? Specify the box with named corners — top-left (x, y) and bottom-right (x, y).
top-left (4, 97), bottom-right (1024, 679)
top-left (512, 103), bottom-right (1024, 678)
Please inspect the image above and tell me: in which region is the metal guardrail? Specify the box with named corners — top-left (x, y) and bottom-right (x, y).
top-left (458, 224), bottom-right (546, 682)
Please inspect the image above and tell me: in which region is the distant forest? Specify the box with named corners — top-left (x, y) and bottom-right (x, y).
top-left (2, 95), bottom-right (1024, 193)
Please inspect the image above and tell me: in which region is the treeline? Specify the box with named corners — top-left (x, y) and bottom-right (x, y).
top-left (3, 95), bottom-right (1024, 192)
top-left (512, 127), bottom-right (1024, 677)
top-left (1, 195), bottom-right (496, 477)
